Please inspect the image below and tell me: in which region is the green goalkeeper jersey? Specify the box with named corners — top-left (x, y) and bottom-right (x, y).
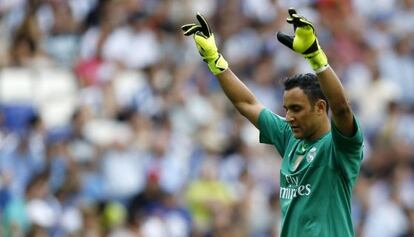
top-left (258, 108), bottom-right (364, 237)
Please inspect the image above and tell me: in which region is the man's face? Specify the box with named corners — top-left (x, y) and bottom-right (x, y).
top-left (283, 87), bottom-right (323, 140)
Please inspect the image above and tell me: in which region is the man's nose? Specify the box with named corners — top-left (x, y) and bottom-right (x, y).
top-left (285, 111), bottom-right (294, 122)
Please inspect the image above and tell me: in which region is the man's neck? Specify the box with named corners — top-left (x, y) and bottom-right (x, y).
top-left (305, 117), bottom-right (331, 142)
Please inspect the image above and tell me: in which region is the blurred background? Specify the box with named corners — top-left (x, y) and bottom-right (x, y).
top-left (0, 0), bottom-right (413, 236)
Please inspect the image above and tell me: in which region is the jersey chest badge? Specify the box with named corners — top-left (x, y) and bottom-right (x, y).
top-left (306, 147), bottom-right (317, 162)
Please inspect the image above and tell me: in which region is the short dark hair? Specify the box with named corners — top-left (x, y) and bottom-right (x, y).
top-left (283, 73), bottom-right (329, 111)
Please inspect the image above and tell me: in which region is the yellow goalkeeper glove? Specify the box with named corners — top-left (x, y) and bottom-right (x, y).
top-left (277, 8), bottom-right (329, 73)
top-left (181, 13), bottom-right (228, 75)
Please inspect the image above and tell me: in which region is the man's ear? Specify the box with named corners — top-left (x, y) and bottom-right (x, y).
top-left (315, 99), bottom-right (327, 115)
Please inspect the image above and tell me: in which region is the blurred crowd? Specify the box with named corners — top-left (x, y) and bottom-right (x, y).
top-left (0, 0), bottom-right (413, 236)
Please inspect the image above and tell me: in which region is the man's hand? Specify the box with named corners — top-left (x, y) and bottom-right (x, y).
top-left (181, 13), bottom-right (228, 75)
top-left (277, 8), bottom-right (328, 73)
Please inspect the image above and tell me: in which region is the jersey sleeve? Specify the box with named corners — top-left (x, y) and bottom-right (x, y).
top-left (331, 115), bottom-right (364, 182)
top-left (258, 108), bottom-right (292, 157)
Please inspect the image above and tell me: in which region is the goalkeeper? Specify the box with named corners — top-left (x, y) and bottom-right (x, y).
top-left (182, 8), bottom-right (364, 237)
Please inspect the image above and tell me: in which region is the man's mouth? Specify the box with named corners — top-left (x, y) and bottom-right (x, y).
top-left (291, 126), bottom-right (300, 131)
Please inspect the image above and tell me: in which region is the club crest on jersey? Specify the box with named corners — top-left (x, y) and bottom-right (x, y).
top-left (306, 147), bottom-right (317, 162)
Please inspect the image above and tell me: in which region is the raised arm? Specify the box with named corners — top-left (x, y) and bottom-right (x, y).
top-left (216, 70), bottom-right (264, 127)
top-left (277, 8), bottom-right (355, 136)
top-left (181, 14), bottom-right (264, 127)
top-left (316, 68), bottom-right (354, 136)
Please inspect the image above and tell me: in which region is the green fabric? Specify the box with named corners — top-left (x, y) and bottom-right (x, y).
top-left (259, 108), bottom-right (364, 237)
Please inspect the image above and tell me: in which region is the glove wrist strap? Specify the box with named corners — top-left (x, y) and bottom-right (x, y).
top-left (305, 49), bottom-right (328, 73)
top-left (207, 54), bottom-right (229, 75)
top-left (314, 64), bottom-right (330, 73)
